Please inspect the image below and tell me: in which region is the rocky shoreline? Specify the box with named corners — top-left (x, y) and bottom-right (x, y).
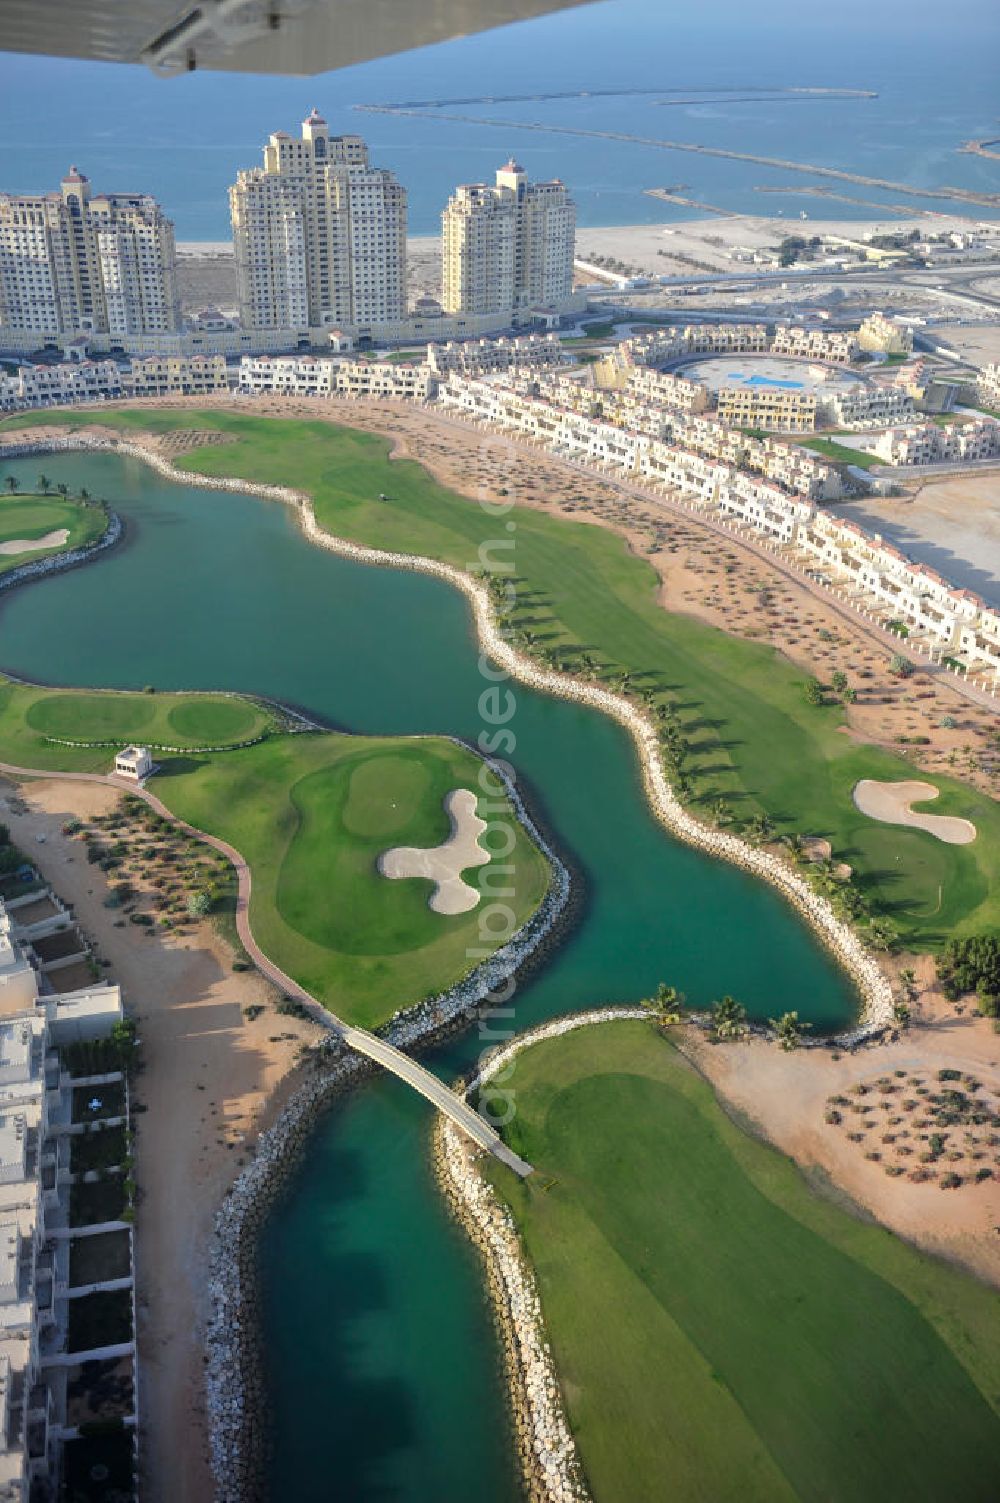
top-left (435, 1008), bottom-right (652, 1503)
top-left (0, 497), bottom-right (122, 594)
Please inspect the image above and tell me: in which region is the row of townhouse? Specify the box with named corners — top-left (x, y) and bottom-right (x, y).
top-left (716, 384), bottom-right (818, 433)
top-left (0, 354), bottom-right (232, 410)
top-left (438, 373), bottom-right (1000, 678)
top-left (795, 517), bottom-right (1000, 673)
top-left (977, 363), bottom-right (1000, 410)
top-left (771, 324), bottom-right (860, 363)
top-left (664, 413), bottom-right (844, 499)
top-left (819, 382), bottom-right (916, 429)
top-left (522, 373), bottom-right (843, 498)
top-left (425, 333), bottom-right (567, 376)
top-left (237, 354), bottom-right (435, 400)
top-left (868, 417), bottom-right (1000, 466)
top-left (623, 366), bottom-right (709, 414)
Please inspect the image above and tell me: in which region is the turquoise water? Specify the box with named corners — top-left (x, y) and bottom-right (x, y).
top-left (2, 1), bottom-right (999, 235)
top-left (0, 450), bottom-right (859, 1498)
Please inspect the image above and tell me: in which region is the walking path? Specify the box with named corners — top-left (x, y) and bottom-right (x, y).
top-left (0, 760), bottom-right (534, 1177)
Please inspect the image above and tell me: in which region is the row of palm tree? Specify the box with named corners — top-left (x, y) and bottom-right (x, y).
top-left (3, 474), bottom-right (93, 505)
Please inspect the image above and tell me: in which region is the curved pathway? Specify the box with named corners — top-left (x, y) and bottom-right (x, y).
top-left (0, 759), bottom-right (533, 1177)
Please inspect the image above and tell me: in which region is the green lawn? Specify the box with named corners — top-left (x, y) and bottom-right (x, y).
top-left (0, 675), bottom-right (551, 1027)
top-left (797, 436), bottom-right (881, 469)
top-left (4, 409), bottom-right (998, 947)
top-left (487, 1021), bottom-right (1000, 1503)
top-left (0, 491), bottom-right (107, 572)
top-left (0, 679), bottom-right (274, 766)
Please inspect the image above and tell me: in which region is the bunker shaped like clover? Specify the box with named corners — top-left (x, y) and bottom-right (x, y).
top-left (852, 779), bottom-right (977, 846)
top-left (378, 788), bottom-right (490, 914)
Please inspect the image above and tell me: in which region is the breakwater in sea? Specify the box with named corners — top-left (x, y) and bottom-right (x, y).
top-left (21, 431), bottom-right (892, 1039)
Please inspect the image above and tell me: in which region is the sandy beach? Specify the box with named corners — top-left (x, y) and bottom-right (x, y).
top-left (0, 774), bottom-right (319, 1502)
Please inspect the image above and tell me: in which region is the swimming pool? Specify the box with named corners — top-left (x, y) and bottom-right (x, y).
top-left (727, 372), bottom-right (805, 389)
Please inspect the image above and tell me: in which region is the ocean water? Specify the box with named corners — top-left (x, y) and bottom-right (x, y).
top-left (1, 0), bottom-right (999, 236)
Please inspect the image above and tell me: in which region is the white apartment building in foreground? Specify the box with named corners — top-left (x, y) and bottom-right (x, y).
top-left (0, 897), bottom-right (125, 1502)
top-left (442, 162), bottom-right (575, 318)
top-left (0, 168), bottom-right (180, 347)
top-left (230, 111), bottom-right (407, 334)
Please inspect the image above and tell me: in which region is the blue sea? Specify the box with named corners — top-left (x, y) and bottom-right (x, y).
top-left (1, 0), bottom-right (998, 237)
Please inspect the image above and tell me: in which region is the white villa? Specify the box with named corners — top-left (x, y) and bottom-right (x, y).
top-left (114, 746), bottom-right (153, 782)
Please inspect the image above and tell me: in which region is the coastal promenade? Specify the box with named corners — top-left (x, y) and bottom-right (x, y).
top-left (0, 759), bottom-right (534, 1177)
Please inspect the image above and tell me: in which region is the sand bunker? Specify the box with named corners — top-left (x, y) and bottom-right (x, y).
top-left (852, 780), bottom-right (977, 845)
top-left (0, 529), bottom-right (70, 556)
top-left (378, 787), bottom-right (490, 914)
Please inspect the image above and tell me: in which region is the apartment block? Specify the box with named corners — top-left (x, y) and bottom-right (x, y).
top-left (716, 385), bottom-right (817, 433)
top-left (857, 312), bottom-right (914, 354)
top-left (625, 367), bottom-right (709, 414)
top-left (441, 162), bottom-right (575, 318)
top-left (0, 168), bottom-right (180, 345)
top-left (230, 111), bottom-right (407, 333)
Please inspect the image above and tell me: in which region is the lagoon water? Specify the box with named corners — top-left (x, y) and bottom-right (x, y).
top-left (0, 450), bottom-right (857, 1498)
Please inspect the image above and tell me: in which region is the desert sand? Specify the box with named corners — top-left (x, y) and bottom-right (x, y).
top-left (0, 774), bottom-right (319, 1503)
top-left (681, 980), bottom-right (1000, 1287)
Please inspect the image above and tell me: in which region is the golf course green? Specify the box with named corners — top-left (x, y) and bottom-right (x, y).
top-left (5, 408), bottom-right (995, 948)
top-left (0, 677), bottom-right (551, 1027)
top-left (487, 1020), bottom-right (1000, 1503)
top-left (0, 490), bottom-right (107, 573)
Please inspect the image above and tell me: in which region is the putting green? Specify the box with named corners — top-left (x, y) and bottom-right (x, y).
top-left (489, 1021), bottom-right (1000, 1503)
top-left (165, 698), bottom-right (261, 743)
top-left (2, 680), bottom-right (274, 766)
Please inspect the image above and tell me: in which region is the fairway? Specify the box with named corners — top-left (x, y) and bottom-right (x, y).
top-left (0, 492), bottom-right (107, 572)
top-left (487, 1021), bottom-right (1000, 1503)
top-left (5, 410), bottom-right (998, 947)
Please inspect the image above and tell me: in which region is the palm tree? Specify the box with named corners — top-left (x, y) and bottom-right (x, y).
top-left (768, 1010), bottom-right (810, 1051)
top-left (643, 982), bottom-right (686, 1024)
top-left (4, 475), bottom-right (19, 495)
top-left (711, 995), bottom-right (749, 1042)
top-left (37, 474), bottom-right (51, 494)
top-left (79, 488), bottom-right (90, 504)
top-left (56, 482), bottom-right (68, 498)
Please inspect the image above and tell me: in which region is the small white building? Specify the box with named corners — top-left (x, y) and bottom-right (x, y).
top-left (114, 745), bottom-right (152, 782)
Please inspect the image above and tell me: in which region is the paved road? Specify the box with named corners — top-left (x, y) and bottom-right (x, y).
top-left (0, 760), bottom-right (533, 1177)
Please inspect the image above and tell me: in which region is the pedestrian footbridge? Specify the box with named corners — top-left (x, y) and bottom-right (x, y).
top-left (342, 1028), bottom-right (534, 1178)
